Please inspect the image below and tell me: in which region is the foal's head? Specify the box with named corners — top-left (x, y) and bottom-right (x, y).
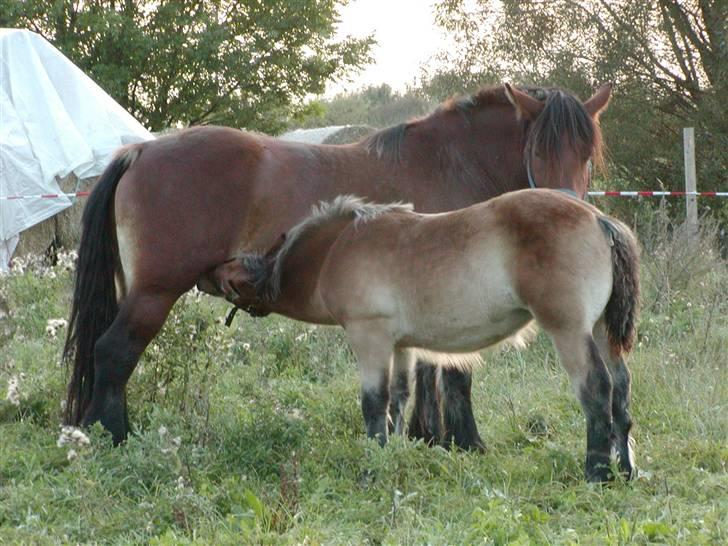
top-left (505, 83), bottom-right (611, 199)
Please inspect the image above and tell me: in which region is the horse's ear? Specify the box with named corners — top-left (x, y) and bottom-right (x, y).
top-left (584, 83), bottom-right (612, 119)
top-left (504, 82), bottom-right (544, 120)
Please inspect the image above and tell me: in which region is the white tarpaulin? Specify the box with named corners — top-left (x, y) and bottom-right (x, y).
top-left (0, 28), bottom-right (153, 269)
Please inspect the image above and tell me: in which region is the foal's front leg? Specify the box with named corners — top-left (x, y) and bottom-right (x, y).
top-left (346, 323), bottom-right (395, 446)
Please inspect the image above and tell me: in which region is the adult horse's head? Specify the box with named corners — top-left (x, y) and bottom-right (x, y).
top-left (504, 82), bottom-right (612, 199)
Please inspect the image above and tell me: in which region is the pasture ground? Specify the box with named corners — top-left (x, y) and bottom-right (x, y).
top-left (0, 213), bottom-right (726, 545)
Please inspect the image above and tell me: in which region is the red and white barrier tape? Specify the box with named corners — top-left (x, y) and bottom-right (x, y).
top-left (1, 190), bottom-right (727, 201)
top-left (0, 191), bottom-right (90, 201)
top-left (588, 191), bottom-right (728, 197)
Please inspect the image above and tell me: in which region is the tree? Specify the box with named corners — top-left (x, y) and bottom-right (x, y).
top-left (292, 84), bottom-right (436, 129)
top-left (1, 0), bottom-right (373, 133)
top-left (429, 0), bottom-right (726, 194)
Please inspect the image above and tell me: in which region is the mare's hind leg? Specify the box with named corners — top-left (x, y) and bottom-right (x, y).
top-left (83, 289), bottom-right (178, 445)
top-left (408, 361), bottom-right (442, 445)
top-left (389, 349), bottom-right (413, 436)
top-left (408, 362), bottom-right (483, 451)
top-left (550, 331), bottom-right (615, 482)
top-left (440, 366), bottom-right (485, 451)
top-left (346, 323), bottom-right (394, 446)
top-left (593, 320), bottom-right (635, 479)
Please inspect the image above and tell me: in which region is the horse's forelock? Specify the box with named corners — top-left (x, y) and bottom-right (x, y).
top-left (525, 89), bottom-right (604, 175)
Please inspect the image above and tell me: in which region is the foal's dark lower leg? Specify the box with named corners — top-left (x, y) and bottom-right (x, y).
top-left (440, 367), bottom-right (485, 451)
top-left (594, 321), bottom-right (635, 479)
top-left (581, 339), bottom-right (616, 482)
top-left (408, 360), bottom-right (442, 445)
top-left (606, 356), bottom-right (634, 478)
top-left (362, 374), bottom-right (390, 446)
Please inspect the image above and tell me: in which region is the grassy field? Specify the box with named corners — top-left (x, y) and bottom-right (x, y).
top-left (1, 214), bottom-right (726, 545)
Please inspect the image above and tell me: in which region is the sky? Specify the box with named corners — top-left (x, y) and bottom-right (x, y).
top-left (327, 0), bottom-right (449, 96)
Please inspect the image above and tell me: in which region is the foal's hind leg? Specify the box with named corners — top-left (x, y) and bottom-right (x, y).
top-left (389, 349), bottom-right (413, 436)
top-left (345, 323), bottom-right (394, 446)
top-left (550, 331), bottom-right (615, 482)
top-left (593, 320), bottom-right (635, 479)
top-left (83, 289), bottom-right (178, 444)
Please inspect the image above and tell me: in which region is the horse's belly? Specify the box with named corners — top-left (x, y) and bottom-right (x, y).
top-left (399, 304), bottom-right (533, 353)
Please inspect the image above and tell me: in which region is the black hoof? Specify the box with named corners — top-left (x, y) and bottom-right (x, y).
top-left (442, 433), bottom-right (487, 453)
top-left (408, 419), bottom-right (439, 447)
top-left (585, 453), bottom-right (613, 483)
top-left (82, 411), bottom-right (128, 446)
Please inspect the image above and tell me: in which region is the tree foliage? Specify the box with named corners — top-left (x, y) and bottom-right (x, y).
top-left (292, 84), bottom-right (435, 129)
top-left (429, 0), bottom-right (726, 194)
top-left (1, 0), bottom-right (373, 133)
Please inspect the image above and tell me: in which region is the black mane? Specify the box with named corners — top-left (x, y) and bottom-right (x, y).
top-left (359, 85), bottom-right (603, 170)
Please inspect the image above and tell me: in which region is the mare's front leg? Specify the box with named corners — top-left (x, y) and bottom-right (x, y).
top-left (346, 322), bottom-right (395, 446)
top-left (552, 331), bottom-right (616, 482)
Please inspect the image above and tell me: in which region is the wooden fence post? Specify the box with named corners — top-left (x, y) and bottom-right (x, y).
top-left (683, 127), bottom-right (698, 240)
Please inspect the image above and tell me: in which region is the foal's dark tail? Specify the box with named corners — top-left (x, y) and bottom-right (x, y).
top-left (63, 149), bottom-right (138, 425)
top-left (598, 216), bottom-right (641, 357)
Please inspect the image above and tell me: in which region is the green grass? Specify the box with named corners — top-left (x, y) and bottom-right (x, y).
top-left (1, 226), bottom-right (726, 545)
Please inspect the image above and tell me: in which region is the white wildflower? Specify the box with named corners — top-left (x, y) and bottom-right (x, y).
top-left (67, 449), bottom-right (78, 461)
top-left (176, 476), bottom-right (187, 490)
top-left (57, 425), bottom-right (90, 448)
top-left (57, 250), bottom-right (78, 271)
top-left (6, 375), bottom-right (21, 406)
top-left (158, 425), bottom-right (168, 437)
top-left (45, 318), bottom-right (68, 338)
top-left (242, 342), bottom-right (251, 351)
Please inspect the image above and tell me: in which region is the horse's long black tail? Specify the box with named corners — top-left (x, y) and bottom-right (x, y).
top-left (599, 216), bottom-right (641, 357)
top-left (63, 150), bottom-right (136, 425)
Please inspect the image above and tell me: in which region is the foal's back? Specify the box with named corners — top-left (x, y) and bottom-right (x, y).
top-left (318, 190), bottom-right (614, 352)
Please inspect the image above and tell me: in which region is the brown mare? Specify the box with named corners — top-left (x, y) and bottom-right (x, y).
top-left (207, 190), bottom-right (640, 482)
top-left (64, 83), bottom-right (612, 448)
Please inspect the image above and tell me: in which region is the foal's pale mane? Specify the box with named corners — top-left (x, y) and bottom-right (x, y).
top-left (265, 195), bottom-right (414, 301)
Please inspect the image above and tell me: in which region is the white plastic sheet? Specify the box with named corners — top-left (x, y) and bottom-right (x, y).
top-left (0, 28), bottom-right (153, 269)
